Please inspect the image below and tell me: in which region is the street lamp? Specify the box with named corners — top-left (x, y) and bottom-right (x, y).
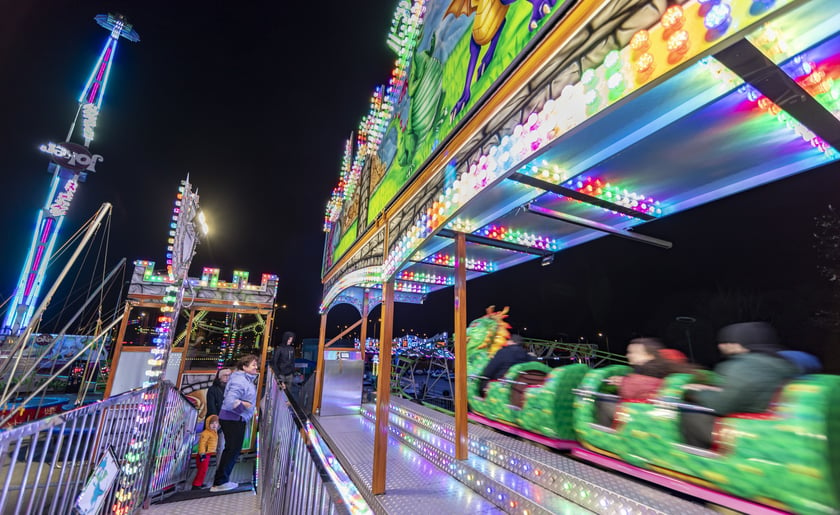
top-left (597, 332), bottom-right (610, 353)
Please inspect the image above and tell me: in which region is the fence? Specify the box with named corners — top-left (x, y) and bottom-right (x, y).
top-left (259, 369), bottom-right (371, 514)
top-left (0, 381), bottom-right (196, 514)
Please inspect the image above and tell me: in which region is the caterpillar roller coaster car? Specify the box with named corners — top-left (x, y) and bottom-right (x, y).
top-left (466, 307), bottom-right (840, 515)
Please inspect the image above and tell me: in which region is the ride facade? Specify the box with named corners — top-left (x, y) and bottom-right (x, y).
top-left (313, 0), bottom-right (840, 511)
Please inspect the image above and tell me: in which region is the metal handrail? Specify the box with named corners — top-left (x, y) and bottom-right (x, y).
top-left (0, 381), bottom-right (197, 515)
top-left (259, 369), bottom-right (371, 514)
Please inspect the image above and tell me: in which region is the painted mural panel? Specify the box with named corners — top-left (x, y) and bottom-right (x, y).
top-left (370, 0), bottom-right (569, 222)
top-left (322, 0), bottom-right (571, 272)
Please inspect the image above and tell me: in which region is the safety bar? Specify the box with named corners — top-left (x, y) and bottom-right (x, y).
top-left (572, 388), bottom-right (717, 414)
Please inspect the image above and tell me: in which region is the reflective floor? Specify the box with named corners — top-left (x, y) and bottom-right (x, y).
top-left (316, 413), bottom-right (506, 514)
top-left (143, 491), bottom-right (259, 514)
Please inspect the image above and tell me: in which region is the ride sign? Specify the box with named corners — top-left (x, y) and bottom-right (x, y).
top-left (39, 141), bottom-right (103, 173)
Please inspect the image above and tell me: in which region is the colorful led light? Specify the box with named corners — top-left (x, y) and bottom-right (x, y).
top-left (704, 2), bottom-right (732, 37)
top-left (397, 271), bottom-right (455, 285)
top-left (420, 253), bottom-right (496, 272)
top-left (474, 225), bottom-right (561, 251)
top-left (564, 176), bottom-right (662, 216)
top-left (661, 5), bottom-right (685, 33)
top-left (372, 0), bottom-right (777, 278)
top-left (324, 0), bottom-right (425, 231)
top-left (629, 30), bottom-right (650, 53)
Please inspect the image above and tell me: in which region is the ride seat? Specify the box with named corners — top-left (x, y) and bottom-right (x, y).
top-left (509, 370), bottom-right (548, 409)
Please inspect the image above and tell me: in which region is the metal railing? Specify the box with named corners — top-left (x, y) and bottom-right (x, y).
top-left (259, 369), bottom-right (371, 514)
top-left (0, 381), bottom-right (197, 515)
top-left (144, 383), bottom-right (201, 503)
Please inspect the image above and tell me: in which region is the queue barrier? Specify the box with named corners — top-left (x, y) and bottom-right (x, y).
top-left (259, 368), bottom-right (371, 514)
top-left (0, 381), bottom-right (197, 514)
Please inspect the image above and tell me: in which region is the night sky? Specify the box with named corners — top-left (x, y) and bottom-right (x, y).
top-left (3, 2), bottom-right (840, 370)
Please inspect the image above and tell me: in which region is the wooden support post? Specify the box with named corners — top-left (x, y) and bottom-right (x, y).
top-left (256, 307), bottom-right (274, 403)
top-left (312, 313), bottom-right (328, 414)
top-left (372, 278), bottom-right (394, 495)
top-left (454, 231), bottom-right (468, 460)
top-left (359, 291), bottom-right (369, 351)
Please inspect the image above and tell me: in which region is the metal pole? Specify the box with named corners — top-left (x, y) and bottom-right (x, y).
top-left (0, 315), bottom-right (123, 427)
top-left (0, 203), bottom-right (112, 402)
top-left (0, 258), bottom-right (125, 405)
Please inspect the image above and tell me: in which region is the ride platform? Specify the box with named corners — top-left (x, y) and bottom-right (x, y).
top-left (313, 396), bottom-right (716, 514)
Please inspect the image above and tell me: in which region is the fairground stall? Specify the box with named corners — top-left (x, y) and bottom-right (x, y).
top-left (314, 0), bottom-right (840, 513)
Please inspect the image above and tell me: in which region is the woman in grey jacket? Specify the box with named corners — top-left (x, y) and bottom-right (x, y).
top-left (211, 354), bottom-right (259, 492)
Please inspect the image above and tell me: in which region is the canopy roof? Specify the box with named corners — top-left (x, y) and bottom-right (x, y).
top-left (320, 0), bottom-right (840, 314)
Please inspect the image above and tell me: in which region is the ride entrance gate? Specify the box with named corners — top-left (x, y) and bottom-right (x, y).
top-left (105, 261), bottom-right (278, 451)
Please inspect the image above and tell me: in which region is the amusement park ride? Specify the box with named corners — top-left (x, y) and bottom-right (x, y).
top-left (313, 0), bottom-right (840, 513)
top-left (0, 13), bottom-right (140, 427)
top-left (3, 14), bottom-right (139, 339)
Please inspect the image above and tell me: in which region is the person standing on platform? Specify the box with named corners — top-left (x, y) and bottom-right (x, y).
top-left (206, 367), bottom-right (231, 417)
top-left (211, 355), bottom-right (258, 492)
top-left (192, 415), bottom-right (219, 490)
top-left (206, 367), bottom-right (232, 458)
top-left (273, 331), bottom-right (297, 390)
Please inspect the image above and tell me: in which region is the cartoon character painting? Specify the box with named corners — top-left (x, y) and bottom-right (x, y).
top-left (446, 0), bottom-right (558, 118)
top-left (399, 33), bottom-right (447, 168)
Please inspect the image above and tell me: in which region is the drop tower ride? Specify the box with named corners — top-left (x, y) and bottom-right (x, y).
top-left (2, 14), bottom-right (139, 337)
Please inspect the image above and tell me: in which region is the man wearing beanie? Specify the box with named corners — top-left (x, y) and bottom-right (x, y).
top-left (682, 322), bottom-right (797, 448)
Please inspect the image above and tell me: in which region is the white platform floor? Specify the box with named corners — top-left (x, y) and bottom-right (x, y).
top-left (143, 491), bottom-right (259, 514)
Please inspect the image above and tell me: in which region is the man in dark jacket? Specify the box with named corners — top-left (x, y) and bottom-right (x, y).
top-left (205, 367), bottom-right (231, 459)
top-left (206, 367), bottom-right (231, 417)
top-left (682, 322), bottom-right (798, 447)
top-left (273, 331), bottom-right (296, 389)
top-left (478, 334), bottom-right (536, 396)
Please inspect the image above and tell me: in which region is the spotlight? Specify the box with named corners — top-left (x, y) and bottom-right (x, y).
top-left (541, 254), bottom-right (554, 267)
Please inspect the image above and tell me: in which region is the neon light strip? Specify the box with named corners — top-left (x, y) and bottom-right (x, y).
top-left (22, 217), bottom-right (64, 326)
top-left (78, 38), bottom-right (112, 103)
top-left (305, 422), bottom-right (372, 513)
top-left (98, 41), bottom-right (116, 109)
top-left (96, 60), bottom-right (107, 82)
